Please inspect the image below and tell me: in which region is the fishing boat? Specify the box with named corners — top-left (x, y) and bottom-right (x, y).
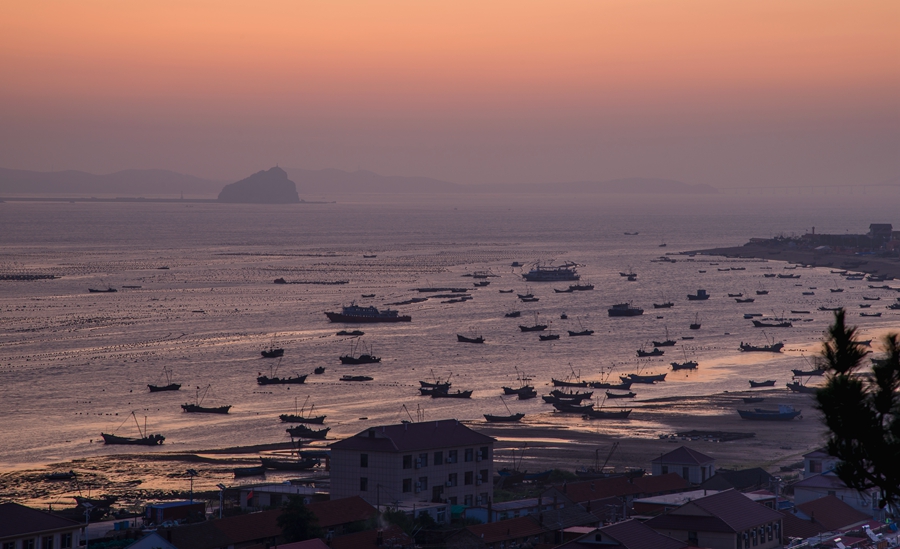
top-left (752, 320), bottom-right (792, 328)
top-left (484, 413), bottom-right (524, 422)
top-left (791, 368), bottom-right (825, 377)
top-left (608, 303), bottom-right (643, 317)
top-left (605, 391), bottom-right (636, 398)
top-left (484, 397), bottom-right (525, 422)
top-left (336, 330), bottom-right (365, 336)
top-left (739, 333), bottom-right (784, 352)
top-left (583, 408), bottom-right (632, 419)
top-left (736, 298), bottom-right (755, 303)
top-left (554, 287), bottom-right (574, 293)
top-left (622, 373), bottom-right (666, 383)
top-left (286, 425), bottom-right (330, 439)
top-left (257, 361), bottom-right (308, 385)
top-left (505, 311), bottom-right (522, 318)
top-left (737, 405), bottom-right (801, 421)
top-left (324, 303), bottom-right (411, 323)
top-left (552, 402), bottom-right (594, 413)
top-left (457, 334), bottom-right (485, 344)
top-left (568, 329), bottom-right (594, 336)
top-left (88, 287), bottom-right (117, 293)
top-left (756, 290), bottom-right (769, 295)
top-left (636, 347), bottom-right (664, 357)
top-left (519, 313), bottom-right (547, 332)
top-left (749, 380), bottom-right (776, 387)
top-left (764, 273), bottom-right (777, 278)
top-left (652, 327), bottom-right (676, 347)
top-left (777, 273), bottom-right (801, 279)
top-left (522, 262), bottom-right (580, 282)
top-left (653, 302), bottom-right (674, 308)
top-left (687, 289), bottom-right (710, 300)
top-left (234, 466), bottom-right (266, 478)
top-left (517, 388), bottom-right (537, 400)
top-left (314, 366), bottom-right (326, 374)
top-left (340, 375), bottom-right (373, 382)
top-left (742, 397), bottom-right (764, 404)
top-left (261, 348), bottom-right (284, 358)
top-left (148, 366), bottom-right (181, 392)
top-left (861, 312), bottom-right (882, 317)
top-left (550, 389), bottom-right (593, 400)
top-left (589, 380), bottom-right (633, 390)
top-left (181, 385), bottom-right (231, 414)
top-left (259, 457), bottom-right (319, 470)
top-left (569, 283), bottom-right (594, 291)
top-left (671, 360), bottom-right (698, 371)
top-left (339, 340), bottom-right (381, 364)
top-left (539, 333), bottom-right (560, 341)
top-left (786, 381), bottom-right (818, 394)
top-left (728, 293), bottom-right (743, 297)
top-left (101, 412), bottom-right (165, 445)
top-left (552, 378), bottom-right (589, 387)
top-left (279, 397), bottom-right (326, 424)
top-left (689, 313), bottom-right (701, 330)
top-left (431, 389), bottom-right (473, 399)
top-left (498, 289), bottom-right (514, 293)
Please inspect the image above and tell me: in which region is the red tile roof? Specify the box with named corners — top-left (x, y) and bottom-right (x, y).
top-left (330, 524), bottom-right (413, 549)
top-left (795, 495), bottom-right (870, 530)
top-left (631, 473), bottom-right (690, 494)
top-left (330, 419), bottom-right (495, 453)
top-left (466, 516), bottom-right (549, 543)
top-left (274, 540), bottom-right (330, 549)
top-left (549, 477), bottom-right (642, 503)
top-left (646, 489), bottom-right (782, 533)
top-left (599, 519), bottom-right (689, 549)
top-left (779, 510), bottom-right (829, 539)
top-left (0, 503), bottom-right (81, 538)
top-left (214, 509), bottom-right (281, 542)
top-left (307, 496), bottom-right (377, 528)
top-left (651, 446), bottom-right (715, 465)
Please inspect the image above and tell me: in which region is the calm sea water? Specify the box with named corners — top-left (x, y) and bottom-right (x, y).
top-left (1, 191), bottom-right (897, 470)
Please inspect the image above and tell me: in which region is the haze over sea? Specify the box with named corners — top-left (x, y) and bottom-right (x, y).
top-left (1, 191), bottom-right (898, 473)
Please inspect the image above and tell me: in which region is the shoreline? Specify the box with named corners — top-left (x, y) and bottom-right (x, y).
top-left (687, 242), bottom-right (900, 281)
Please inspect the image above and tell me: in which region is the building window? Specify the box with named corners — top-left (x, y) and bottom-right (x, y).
top-left (827, 490), bottom-right (836, 496)
top-left (688, 531), bottom-right (698, 545)
top-left (465, 471), bottom-right (474, 485)
top-left (448, 473), bottom-right (458, 487)
top-left (479, 446), bottom-right (489, 460)
top-left (434, 451), bottom-right (443, 465)
top-left (23, 540), bottom-right (35, 549)
top-left (464, 494), bottom-right (474, 506)
top-left (419, 453), bottom-right (428, 467)
top-left (661, 465), bottom-right (668, 474)
top-left (403, 478), bottom-right (412, 493)
top-left (4, 542), bottom-right (16, 549)
top-left (479, 492), bottom-right (489, 505)
top-left (465, 448), bottom-right (474, 462)
top-left (60, 535), bottom-right (72, 549)
top-left (419, 476), bottom-right (428, 490)
top-left (809, 460), bottom-right (822, 473)
top-left (360, 477), bottom-right (368, 491)
top-left (448, 496), bottom-right (457, 505)
top-left (448, 450), bottom-right (458, 463)
top-left (437, 510), bottom-right (446, 522)
top-left (360, 453), bottom-right (368, 467)
top-left (43, 536), bottom-right (53, 549)
top-left (480, 469), bottom-right (489, 484)
top-left (403, 455), bottom-right (412, 469)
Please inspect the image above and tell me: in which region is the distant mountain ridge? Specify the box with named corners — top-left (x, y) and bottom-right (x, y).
top-left (0, 167), bottom-right (222, 196)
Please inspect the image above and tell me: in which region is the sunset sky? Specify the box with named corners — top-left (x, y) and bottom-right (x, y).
top-left (1, 1), bottom-right (897, 187)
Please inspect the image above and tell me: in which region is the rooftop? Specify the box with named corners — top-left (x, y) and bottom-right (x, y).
top-left (646, 489), bottom-right (782, 533)
top-left (651, 446), bottom-right (715, 466)
top-left (0, 502), bottom-right (81, 539)
top-left (330, 419), bottom-right (495, 453)
top-left (306, 496), bottom-right (376, 528)
top-left (635, 489), bottom-right (774, 508)
top-left (466, 516), bottom-right (548, 543)
top-left (557, 519), bottom-right (688, 549)
top-left (795, 495), bottom-right (871, 531)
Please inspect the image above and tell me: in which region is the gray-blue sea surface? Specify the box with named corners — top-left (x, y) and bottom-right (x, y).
top-left (1, 192), bottom-right (897, 470)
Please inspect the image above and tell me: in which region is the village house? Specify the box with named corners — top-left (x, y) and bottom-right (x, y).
top-left (540, 472), bottom-right (690, 515)
top-left (238, 481), bottom-right (324, 510)
top-left (699, 467), bottom-right (774, 492)
top-left (801, 447), bottom-right (840, 479)
top-left (650, 446), bottom-right (716, 484)
top-left (790, 470), bottom-right (884, 519)
top-left (329, 419), bottom-right (495, 507)
top-left (779, 495), bottom-right (872, 542)
top-left (555, 518), bottom-right (689, 549)
top-left (645, 488), bottom-right (783, 549)
top-left (632, 489), bottom-right (776, 516)
top-left (0, 502), bottom-right (82, 549)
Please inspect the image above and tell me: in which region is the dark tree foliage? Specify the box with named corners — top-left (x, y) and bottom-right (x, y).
top-left (815, 309), bottom-right (900, 510)
top-left (277, 496), bottom-right (324, 542)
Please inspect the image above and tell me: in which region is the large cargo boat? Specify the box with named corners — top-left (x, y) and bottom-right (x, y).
top-left (521, 262), bottom-right (580, 282)
top-left (324, 303), bottom-right (411, 323)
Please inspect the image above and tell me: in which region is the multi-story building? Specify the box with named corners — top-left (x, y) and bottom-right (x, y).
top-left (0, 502), bottom-right (82, 549)
top-left (650, 446), bottom-right (716, 485)
top-left (329, 419), bottom-right (495, 507)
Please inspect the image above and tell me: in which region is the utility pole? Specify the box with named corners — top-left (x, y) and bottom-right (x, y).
top-left (217, 484), bottom-right (227, 519)
top-left (187, 469), bottom-right (199, 503)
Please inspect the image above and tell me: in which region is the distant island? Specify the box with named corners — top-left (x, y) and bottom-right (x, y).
top-left (1, 165), bottom-right (718, 198)
top-left (218, 167), bottom-right (300, 204)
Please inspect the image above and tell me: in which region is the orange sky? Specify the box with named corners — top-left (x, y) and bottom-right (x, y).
top-left (1, 1), bottom-right (897, 186)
